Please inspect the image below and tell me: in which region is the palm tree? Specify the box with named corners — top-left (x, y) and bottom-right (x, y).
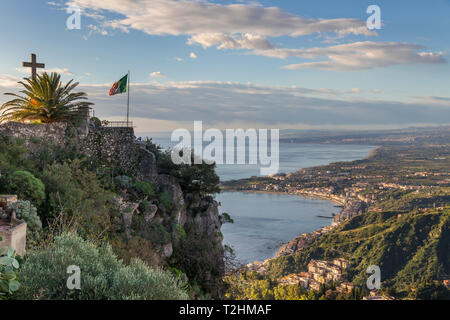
top-left (0, 72), bottom-right (92, 124)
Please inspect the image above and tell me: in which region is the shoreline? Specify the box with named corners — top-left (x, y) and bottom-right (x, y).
top-left (221, 146), bottom-right (378, 267)
top-left (220, 189), bottom-right (346, 267)
top-left (221, 189), bottom-right (345, 208)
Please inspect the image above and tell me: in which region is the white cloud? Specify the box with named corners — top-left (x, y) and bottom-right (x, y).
top-left (64, 0), bottom-right (445, 72)
top-left (175, 57), bottom-right (183, 62)
top-left (2, 77), bottom-right (449, 129)
top-left (0, 74), bottom-right (21, 87)
top-left (189, 52), bottom-right (197, 59)
top-left (411, 96), bottom-right (450, 107)
top-left (49, 68), bottom-right (74, 75)
top-left (187, 33), bottom-right (273, 50)
top-left (67, 0), bottom-right (375, 45)
top-left (251, 41), bottom-right (446, 71)
top-left (150, 71), bottom-right (165, 78)
top-left (346, 88), bottom-right (362, 94)
top-left (16, 67), bottom-right (73, 75)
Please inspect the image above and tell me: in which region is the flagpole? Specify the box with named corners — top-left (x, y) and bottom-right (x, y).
top-left (127, 70), bottom-right (130, 126)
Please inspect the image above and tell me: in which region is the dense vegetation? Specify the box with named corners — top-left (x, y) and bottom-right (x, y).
top-left (0, 129), bottom-right (222, 299)
top-left (17, 233), bottom-right (188, 300)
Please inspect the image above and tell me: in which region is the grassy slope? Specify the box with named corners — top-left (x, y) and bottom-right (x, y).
top-left (265, 206), bottom-right (449, 298)
top-left (260, 145), bottom-right (450, 299)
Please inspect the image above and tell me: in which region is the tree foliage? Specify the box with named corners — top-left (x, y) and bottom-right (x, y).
top-left (18, 233), bottom-right (188, 300)
top-left (5, 170), bottom-right (45, 206)
top-left (0, 72), bottom-right (92, 124)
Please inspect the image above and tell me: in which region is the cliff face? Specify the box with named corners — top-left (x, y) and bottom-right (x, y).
top-left (92, 130), bottom-right (224, 297)
top-left (0, 122), bottom-right (225, 297)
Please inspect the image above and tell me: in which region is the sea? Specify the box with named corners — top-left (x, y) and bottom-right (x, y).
top-left (143, 133), bottom-right (374, 264)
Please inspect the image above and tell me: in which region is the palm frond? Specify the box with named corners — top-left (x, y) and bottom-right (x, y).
top-left (0, 72), bottom-right (92, 124)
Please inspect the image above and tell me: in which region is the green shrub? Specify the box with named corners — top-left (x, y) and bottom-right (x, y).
top-left (175, 157), bottom-right (220, 195)
top-left (159, 192), bottom-right (173, 211)
top-left (18, 233), bottom-right (188, 300)
top-left (41, 160), bottom-right (116, 238)
top-left (220, 212), bottom-right (234, 224)
top-left (134, 181), bottom-right (155, 198)
top-left (114, 175), bottom-right (133, 190)
top-left (149, 225), bottom-right (171, 244)
top-left (0, 136), bottom-right (30, 175)
top-left (148, 144), bottom-right (220, 196)
top-left (0, 245), bottom-right (21, 299)
top-left (7, 171), bottom-right (45, 206)
top-left (7, 201), bottom-right (42, 247)
top-left (175, 224), bottom-right (187, 240)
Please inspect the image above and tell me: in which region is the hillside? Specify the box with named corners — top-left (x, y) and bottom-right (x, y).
top-left (224, 144), bottom-right (450, 300)
top-left (0, 121), bottom-right (225, 299)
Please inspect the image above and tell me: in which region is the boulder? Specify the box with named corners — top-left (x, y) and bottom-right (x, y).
top-left (138, 147), bottom-right (157, 183)
top-left (144, 204), bottom-right (158, 224)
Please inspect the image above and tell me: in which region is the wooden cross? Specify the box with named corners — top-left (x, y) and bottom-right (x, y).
top-left (22, 53), bottom-right (45, 80)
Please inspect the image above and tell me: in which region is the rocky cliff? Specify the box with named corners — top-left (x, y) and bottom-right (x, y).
top-left (0, 121), bottom-right (225, 297)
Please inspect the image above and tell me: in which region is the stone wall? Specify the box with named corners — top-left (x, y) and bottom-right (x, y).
top-left (0, 219), bottom-right (27, 256)
top-left (0, 122), bottom-right (68, 145)
top-left (0, 122), bottom-right (158, 183)
top-left (80, 127), bottom-right (157, 182)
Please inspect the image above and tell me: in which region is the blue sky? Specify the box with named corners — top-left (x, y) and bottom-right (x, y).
top-left (0, 0), bottom-right (449, 132)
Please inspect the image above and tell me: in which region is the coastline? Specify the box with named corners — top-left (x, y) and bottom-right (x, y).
top-left (225, 189), bottom-right (344, 267)
top-left (223, 189), bottom-right (346, 206)
top-left (221, 145), bottom-right (378, 268)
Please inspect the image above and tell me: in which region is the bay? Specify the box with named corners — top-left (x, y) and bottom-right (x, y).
top-left (144, 134), bottom-right (374, 263)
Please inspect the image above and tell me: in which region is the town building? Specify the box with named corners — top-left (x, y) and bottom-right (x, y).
top-left (362, 291), bottom-right (395, 300)
top-left (277, 258), bottom-right (351, 291)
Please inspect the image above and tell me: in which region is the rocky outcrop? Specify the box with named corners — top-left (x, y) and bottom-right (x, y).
top-left (156, 174), bottom-right (187, 226)
top-left (154, 174), bottom-right (223, 257)
top-left (138, 148), bottom-right (158, 182)
top-left (117, 198), bottom-right (140, 237)
top-left (152, 174), bottom-right (224, 297)
top-left (188, 195), bottom-right (222, 238)
top-left (144, 204), bottom-right (158, 223)
top-left (156, 174), bottom-right (185, 203)
top-left (1, 121), bottom-right (225, 297)
top-left (180, 192), bottom-right (224, 298)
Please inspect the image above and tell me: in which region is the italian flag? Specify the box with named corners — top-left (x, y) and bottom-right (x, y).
top-left (109, 74), bottom-right (128, 96)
